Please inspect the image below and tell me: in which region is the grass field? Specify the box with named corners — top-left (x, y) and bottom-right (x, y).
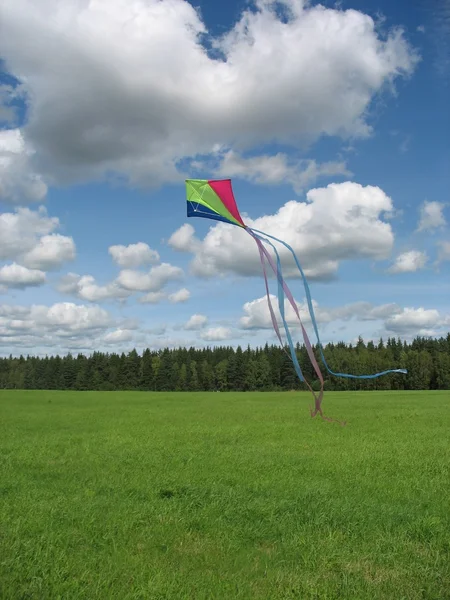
top-left (1, 390), bottom-right (450, 599)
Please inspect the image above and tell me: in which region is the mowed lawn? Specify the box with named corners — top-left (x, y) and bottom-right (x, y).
top-left (1, 391), bottom-right (449, 599)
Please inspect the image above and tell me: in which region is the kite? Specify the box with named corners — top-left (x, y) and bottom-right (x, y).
top-left (184, 178), bottom-right (407, 422)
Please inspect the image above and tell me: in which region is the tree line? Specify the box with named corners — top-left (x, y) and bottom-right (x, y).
top-left (1, 334), bottom-right (450, 392)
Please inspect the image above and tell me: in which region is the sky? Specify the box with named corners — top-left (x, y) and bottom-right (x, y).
top-left (0, 0), bottom-right (449, 357)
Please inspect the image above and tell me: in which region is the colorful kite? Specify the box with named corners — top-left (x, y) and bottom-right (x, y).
top-left (185, 178), bottom-right (407, 421)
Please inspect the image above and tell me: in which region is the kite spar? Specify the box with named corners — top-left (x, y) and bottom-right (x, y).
top-left (184, 179), bottom-right (407, 421)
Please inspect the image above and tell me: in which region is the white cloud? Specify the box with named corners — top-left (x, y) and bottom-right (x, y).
top-left (387, 250), bottom-right (427, 274)
top-left (198, 149), bottom-right (352, 193)
top-left (103, 328), bottom-right (133, 344)
top-left (168, 224), bottom-right (200, 253)
top-left (0, 301), bottom-right (142, 352)
top-left (239, 295), bottom-right (404, 330)
top-left (117, 263), bottom-right (183, 293)
top-left (108, 242), bottom-right (160, 268)
top-left (417, 200), bottom-right (447, 231)
top-left (147, 324), bottom-right (168, 335)
top-left (0, 206), bottom-right (75, 284)
top-left (184, 314), bottom-right (208, 330)
top-left (0, 301), bottom-right (110, 336)
top-left (138, 291), bottom-right (166, 304)
top-left (0, 206), bottom-right (58, 262)
top-left (38, 302), bottom-right (112, 331)
top-left (239, 294), bottom-right (450, 340)
top-left (21, 233), bottom-right (76, 270)
top-left (170, 181), bottom-right (395, 280)
top-left (200, 326), bottom-right (233, 341)
top-left (437, 241), bottom-right (450, 262)
top-left (385, 307), bottom-right (450, 336)
top-left (0, 0), bottom-right (418, 190)
top-left (0, 129), bottom-right (47, 204)
top-left (168, 288), bottom-right (190, 303)
top-left (58, 261), bottom-right (184, 303)
top-left (57, 273), bottom-right (130, 302)
top-left (241, 295), bottom-right (319, 330)
top-left (0, 263), bottom-right (46, 289)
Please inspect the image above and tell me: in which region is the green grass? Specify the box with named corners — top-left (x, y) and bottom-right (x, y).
top-left (1, 390), bottom-right (449, 599)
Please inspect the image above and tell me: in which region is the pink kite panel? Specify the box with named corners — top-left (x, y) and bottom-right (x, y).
top-left (208, 179), bottom-right (246, 227)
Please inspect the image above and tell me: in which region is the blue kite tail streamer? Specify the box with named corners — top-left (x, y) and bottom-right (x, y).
top-left (249, 229), bottom-right (345, 424)
top-left (249, 230), bottom-right (305, 384)
top-left (248, 227), bottom-right (408, 381)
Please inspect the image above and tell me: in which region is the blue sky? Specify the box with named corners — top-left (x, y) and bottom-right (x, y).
top-left (0, 0), bottom-right (449, 356)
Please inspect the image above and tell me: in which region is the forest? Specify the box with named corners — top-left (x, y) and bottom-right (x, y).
top-left (1, 334), bottom-right (450, 391)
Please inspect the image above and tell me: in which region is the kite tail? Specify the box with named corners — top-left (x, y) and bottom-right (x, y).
top-left (248, 227), bottom-right (407, 381)
top-left (253, 234), bottom-right (294, 357)
top-left (248, 229), bottom-right (343, 424)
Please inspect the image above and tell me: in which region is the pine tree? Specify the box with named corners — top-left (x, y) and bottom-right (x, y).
top-left (280, 353), bottom-right (296, 390)
top-left (255, 353), bottom-right (272, 390)
top-left (189, 361), bottom-right (199, 391)
top-left (215, 360), bottom-right (228, 391)
top-left (141, 349), bottom-right (154, 390)
top-left (125, 349), bottom-right (141, 389)
top-left (61, 354), bottom-right (77, 390)
top-left (244, 358), bottom-right (258, 391)
top-left (155, 350), bottom-right (173, 391)
top-left (201, 360), bottom-right (214, 391)
top-left (178, 363), bottom-right (188, 391)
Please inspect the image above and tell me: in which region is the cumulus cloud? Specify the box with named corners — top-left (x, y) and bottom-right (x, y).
top-left (21, 233), bottom-right (76, 270)
top-left (116, 263), bottom-right (183, 292)
top-left (417, 200), bottom-right (447, 231)
top-left (168, 224), bottom-right (201, 253)
top-left (138, 291), bottom-right (167, 304)
top-left (0, 206), bottom-right (75, 280)
top-left (0, 301), bottom-right (141, 352)
top-left (0, 263), bottom-right (46, 289)
top-left (0, 301), bottom-right (111, 331)
top-left (138, 286), bottom-right (191, 305)
top-left (385, 307), bottom-right (450, 336)
top-left (0, 0), bottom-right (418, 190)
top-left (59, 261), bottom-right (184, 303)
top-left (200, 326), bottom-right (233, 341)
top-left (0, 129), bottom-right (47, 204)
top-left (387, 250), bottom-right (428, 274)
top-left (103, 328), bottom-right (134, 344)
top-left (239, 295), bottom-right (404, 330)
top-left (196, 149), bottom-right (352, 193)
top-left (108, 242), bottom-right (160, 268)
top-left (239, 294), bottom-right (450, 340)
top-left (184, 314), bottom-right (208, 330)
top-left (170, 181), bottom-right (395, 280)
top-left (0, 206), bottom-right (58, 262)
top-left (57, 273), bottom-right (131, 302)
top-left (437, 241), bottom-right (450, 262)
top-left (168, 288), bottom-right (190, 303)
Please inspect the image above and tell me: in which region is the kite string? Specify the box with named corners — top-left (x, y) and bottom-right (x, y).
top-left (249, 230), bottom-right (340, 422)
top-left (248, 228), bottom-right (407, 380)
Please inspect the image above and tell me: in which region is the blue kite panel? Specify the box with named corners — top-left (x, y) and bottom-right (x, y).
top-left (187, 201), bottom-right (235, 226)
